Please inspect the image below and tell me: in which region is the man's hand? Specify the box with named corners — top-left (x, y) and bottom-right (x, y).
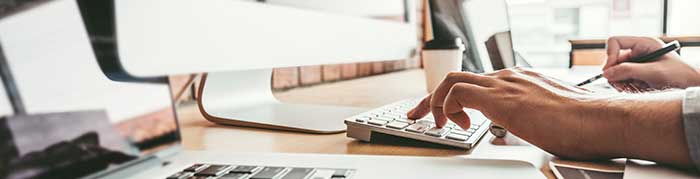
top-left (406, 68), bottom-right (693, 167)
top-left (603, 36), bottom-right (700, 91)
top-left (407, 68), bottom-right (623, 159)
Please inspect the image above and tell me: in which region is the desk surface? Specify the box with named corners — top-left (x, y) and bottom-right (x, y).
top-left (177, 69), bottom-right (556, 178)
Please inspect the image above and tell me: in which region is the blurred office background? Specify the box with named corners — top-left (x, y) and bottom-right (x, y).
top-left (170, 0), bottom-right (699, 103)
top-left (508, 0), bottom-right (700, 67)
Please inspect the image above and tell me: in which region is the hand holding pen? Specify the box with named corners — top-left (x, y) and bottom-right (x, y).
top-left (577, 40), bottom-right (680, 86)
top-left (577, 36), bottom-right (700, 91)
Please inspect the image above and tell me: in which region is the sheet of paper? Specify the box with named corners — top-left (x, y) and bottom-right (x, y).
top-left (530, 66), bottom-right (603, 84)
top-left (530, 67), bottom-right (619, 94)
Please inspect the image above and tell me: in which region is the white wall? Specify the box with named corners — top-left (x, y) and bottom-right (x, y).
top-left (579, 6), bottom-right (609, 37)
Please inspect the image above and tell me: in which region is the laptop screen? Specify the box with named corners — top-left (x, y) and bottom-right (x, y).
top-left (0, 1), bottom-right (179, 179)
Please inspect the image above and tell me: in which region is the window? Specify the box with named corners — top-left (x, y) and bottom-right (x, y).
top-left (667, 0), bottom-right (700, 66)
top-left (507, 0), bottom-right (664, 67)
top-left (667, 0), bottom-right (700, 36)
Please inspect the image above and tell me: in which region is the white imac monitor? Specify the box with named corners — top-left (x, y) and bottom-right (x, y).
top-left (79, 0), bottom-right (418, 133)
top-left (114, 0), bottom-right (417, 77)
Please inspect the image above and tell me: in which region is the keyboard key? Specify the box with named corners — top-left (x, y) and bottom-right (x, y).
top-left (307, 169), bottom-right (335, 179)
top-left (417, 119), bottom-right (435, 124)
top-left (449, 130), bottom-right (470, 136)
top-left (425, 127), bottom-right (450, 137)
top-left (250, 167), bottom-right (286, 179)
top-left (230, 166), bottom-right (261, 174)
top-left (376, 116), bottom-right (394, 121)
top-left (332, 169), bottom-right (351, 178)
top-left (280, 168), bottom-right (315, 179)
top-left (367, 119), bottom-right (389, 126)
top-left (384, 113), bottom-right (402, 118)
top-left (386, 121), bottom-right (410, 129)
top-left (446, 133), bottom-right (469, 141)
top-left (184, 164), bottom-right (209, 172)
top-left (195, 165), bottom-right (232, 176)
top-left (393, 118), bottom-right (415, 124)
top-left (446, 123), bottom-right (457, 128)
top-left (167, 171), bottom-right (194, 179)
top-left (355, 116), bottom-right (369, 122)
top-left (187, 176), bottom-right (216, 179)
top-left (405, 123), bottom-right (431, 133)
top-left (219, 173), bottom-right (248, 179)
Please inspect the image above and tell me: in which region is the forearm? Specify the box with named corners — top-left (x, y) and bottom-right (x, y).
top-left (612, 91), bottom-right (693, 167)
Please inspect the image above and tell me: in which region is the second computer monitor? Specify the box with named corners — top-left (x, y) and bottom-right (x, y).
top-left (428, 0), bottom-right (513, 73)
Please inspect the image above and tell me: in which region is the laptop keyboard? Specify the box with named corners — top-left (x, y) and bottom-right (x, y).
top-left (167, 164), bottom-right (354, 179)
top-left (345, 99), bottom-right (491, 149)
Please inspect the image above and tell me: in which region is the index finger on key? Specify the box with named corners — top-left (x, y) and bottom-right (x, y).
top-left (407, 94), bottom-right (432, 120)
top-left (430, 72), bottom-right (495, 128)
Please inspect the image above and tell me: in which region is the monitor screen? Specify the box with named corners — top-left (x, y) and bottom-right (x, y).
top-left (428, 0), bottom-right (512, 73)
top-left (0, 1), bottom-right (179, 178)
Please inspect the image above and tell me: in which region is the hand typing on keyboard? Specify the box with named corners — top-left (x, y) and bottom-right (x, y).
top-left (405, 67), bottom-right (692, 167)
top-left (400, 37), bottom-right (700, 169)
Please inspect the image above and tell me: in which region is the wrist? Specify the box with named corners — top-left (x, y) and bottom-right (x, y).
top-left (692, 69), bottom-right (700, 87)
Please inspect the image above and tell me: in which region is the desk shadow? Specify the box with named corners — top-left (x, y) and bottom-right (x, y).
top-left (344, 132), bottom-right (471, 156)
top-left (368, 132), bottom-right (465, 150)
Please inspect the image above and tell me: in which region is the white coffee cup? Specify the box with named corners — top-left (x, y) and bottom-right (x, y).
top-left (422, 38), bottom-right (465, 93)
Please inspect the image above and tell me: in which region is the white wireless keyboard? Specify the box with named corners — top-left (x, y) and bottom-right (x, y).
top-left (345, 99), bottom-right (491, 149)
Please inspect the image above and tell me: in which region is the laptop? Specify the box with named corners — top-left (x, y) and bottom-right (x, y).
top-left (0, 0), bottom-right (543, 178)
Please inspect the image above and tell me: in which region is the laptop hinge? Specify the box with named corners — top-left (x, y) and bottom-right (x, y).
top-left (81, 155), bottom-right (162, 179)
top-left (82, 145), bottom-right (182, 179)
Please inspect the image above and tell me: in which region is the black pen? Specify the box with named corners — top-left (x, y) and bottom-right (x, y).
top-left (576, 40), bottom-right (681, 86)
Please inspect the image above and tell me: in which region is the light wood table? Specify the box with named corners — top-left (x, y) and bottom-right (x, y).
top-left (177, 69), bottom-right (556, 178)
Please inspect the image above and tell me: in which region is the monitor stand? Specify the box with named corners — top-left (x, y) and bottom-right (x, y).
top-left (197, 69), bottom-right (367, 134)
